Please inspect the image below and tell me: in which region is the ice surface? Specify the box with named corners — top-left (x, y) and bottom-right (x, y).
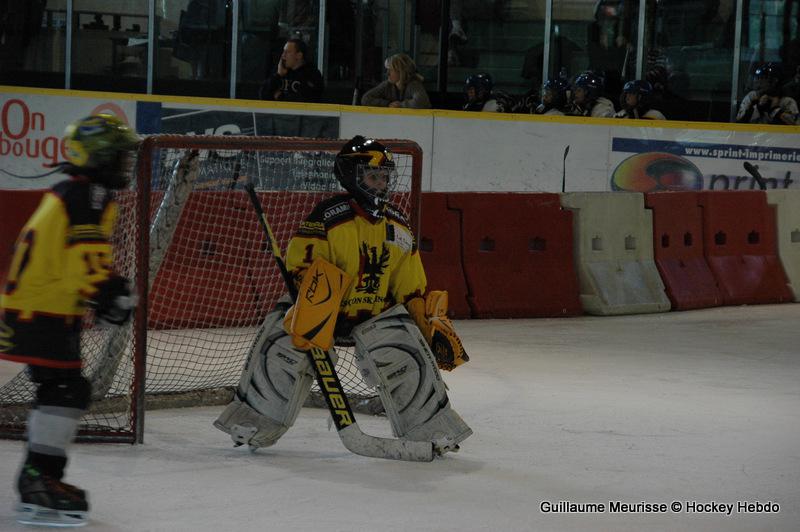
top-left (1, 304), bottom-right (798, 531)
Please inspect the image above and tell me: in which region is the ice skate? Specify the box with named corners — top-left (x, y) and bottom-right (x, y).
top-left (16, 465), bottom-right (89, 527)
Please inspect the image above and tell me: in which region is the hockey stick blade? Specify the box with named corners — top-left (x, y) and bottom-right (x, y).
top-left (743, 161), bottom-right (767, 190)
top-left (308, 345), bottom-right (434, 462)
top-left (245, 185), bottom-right (434, 461)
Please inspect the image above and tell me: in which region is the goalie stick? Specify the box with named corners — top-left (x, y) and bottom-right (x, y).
top-left (88, 150), bottom-right (200, 400)
top-left (743, 161), bottom-right (767, 190)
top-left (244, 183), bottom-right (435, 462)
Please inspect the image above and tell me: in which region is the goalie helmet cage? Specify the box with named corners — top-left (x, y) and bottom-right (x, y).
top-left (0, 135), bottom-right (423, 444)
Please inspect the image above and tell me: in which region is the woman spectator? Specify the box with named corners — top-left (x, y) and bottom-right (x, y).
top-left (361, 53), bottom-right (431, 109)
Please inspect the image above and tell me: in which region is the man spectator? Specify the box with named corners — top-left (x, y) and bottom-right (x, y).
top-left (260, 37), bottom-right (324, 102)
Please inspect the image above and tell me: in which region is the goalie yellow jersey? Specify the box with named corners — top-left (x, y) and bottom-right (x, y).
top-left (0, 178), bottom-right (118, 368)
top-left (286, 195), bottom-right (426, 333)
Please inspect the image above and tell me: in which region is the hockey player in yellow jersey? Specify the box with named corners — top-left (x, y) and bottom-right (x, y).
top-left (284, 139), bottom-right (426, 335)
top-left (215, 135), bottom-right (472, 456)
top-left (0, 114), bottom-right (139, 527)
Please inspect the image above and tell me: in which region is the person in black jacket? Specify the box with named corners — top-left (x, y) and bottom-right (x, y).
top-left (260, 37), bottom-right (324, 102)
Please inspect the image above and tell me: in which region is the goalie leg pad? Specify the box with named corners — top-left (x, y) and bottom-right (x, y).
top-left (214, 304), bottom-right (337, 449)
top-left (351, 305), bottom-right (472, 453)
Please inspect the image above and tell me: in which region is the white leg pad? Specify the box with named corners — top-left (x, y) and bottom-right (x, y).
top-left (213, 304), bottom-right (337, 449)
top-left (351, 305), bottom-right (472, 453)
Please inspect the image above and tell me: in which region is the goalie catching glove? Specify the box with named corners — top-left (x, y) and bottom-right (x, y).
top-left (88, 275), bottom-right (137, 326)
top-left (408, 291), bottom-right (469, 371)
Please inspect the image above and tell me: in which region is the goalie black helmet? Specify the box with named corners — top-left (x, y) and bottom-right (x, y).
top-left (64, 114), bottom-right (140, 189)
top-left (334, 135), bottom-right (396, 217)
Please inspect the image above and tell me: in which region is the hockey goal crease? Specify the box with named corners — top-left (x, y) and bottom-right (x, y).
top-left (0, 135), bottom-right (423, 444)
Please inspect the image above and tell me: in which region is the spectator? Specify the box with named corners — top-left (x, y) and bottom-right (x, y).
top-left (463, 73), bottom-right (501, 112)
top-left (614, 80), bottom-right (666, 120)
top-left (462, 73), bottom-right (515, 113)
top-left (260, 37), bottom-right (324, 102)
top-left (645, 62), bottom-right (683, 119)
top-left (737, 63), bottom-right (798, 125)
top-left (534, 78), bottom-right (571, 116)
top-left (361, 53), bottom-right (431, 109)
top-left (566, 71), bottom-right (616, 117)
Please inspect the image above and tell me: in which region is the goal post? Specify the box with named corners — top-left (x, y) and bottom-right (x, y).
top-left (0, 135), bottom-right (423, 444)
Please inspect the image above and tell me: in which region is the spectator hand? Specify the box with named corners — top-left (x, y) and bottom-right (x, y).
top-left (277, 59), bottom-right (288, 77)
top-left (388, 101), bottom-right (402, 108)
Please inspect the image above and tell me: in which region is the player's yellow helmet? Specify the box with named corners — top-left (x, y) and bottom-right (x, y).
top-left (64, 114), bottom-right (139, 188)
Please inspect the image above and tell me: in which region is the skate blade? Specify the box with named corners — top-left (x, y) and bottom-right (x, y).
top-left (16, 503), bottom-right (88, 528)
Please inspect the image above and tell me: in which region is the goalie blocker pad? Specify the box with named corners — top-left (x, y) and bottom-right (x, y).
top-left (284, 256), bottom-right (352, 352)
top-left (213, 301), bottom-right (338, 448)
top-left (351, 305), bottom-right (472, 454)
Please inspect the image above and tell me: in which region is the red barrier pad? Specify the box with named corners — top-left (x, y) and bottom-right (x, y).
top-left (447, 193), bottom-right (582, 318)
top-left (0, 190), bottom-right (46, 282)
top-left (698, 191), bottom-right (792, 305)
top-left (645, 192), bottom-right (722, 310)
top-left (419, 193), bottom-right (470, 318)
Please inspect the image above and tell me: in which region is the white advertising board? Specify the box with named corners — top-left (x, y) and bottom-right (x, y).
top-left (0, 92), bottom-right (137, 189)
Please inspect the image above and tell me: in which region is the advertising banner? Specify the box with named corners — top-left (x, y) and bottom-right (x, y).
top-left (151, 105), bottom-right (340, 191)
top-left (609, 127), bottom-right (800, 192)
top-left (0, 95), bottom-right (136, 189)
top-left (158, 105), bottom-right (339, 139)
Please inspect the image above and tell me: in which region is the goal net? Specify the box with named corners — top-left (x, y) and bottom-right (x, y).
top-left (0, 135), bottom-right (422, 443)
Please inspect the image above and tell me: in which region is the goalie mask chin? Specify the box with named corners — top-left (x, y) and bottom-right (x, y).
top-left (334, 135), bottom-right (396, 218)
